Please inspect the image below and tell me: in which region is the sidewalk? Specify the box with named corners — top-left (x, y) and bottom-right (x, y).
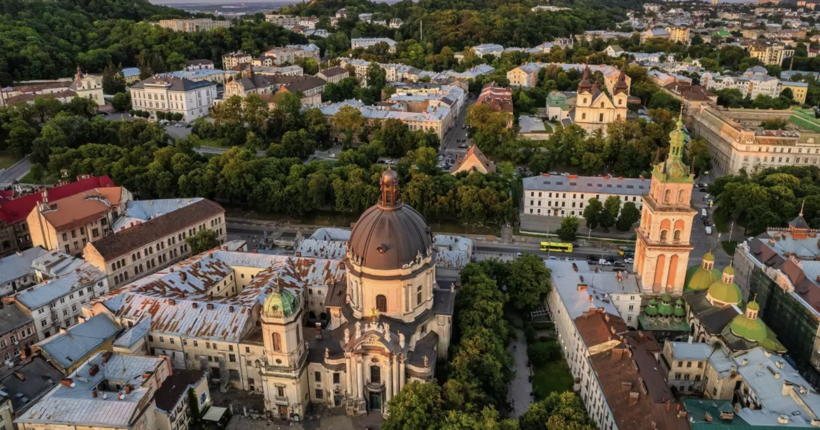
top-left (519, 214), bottom-right (637, 241)
top-left (506, 328), bottom-right (532, 419)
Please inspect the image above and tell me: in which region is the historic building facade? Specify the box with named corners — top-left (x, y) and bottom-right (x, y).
top-left (633, 114), bottom-right (696, 295)
top-left (573, 66), bottom-right (629, 132)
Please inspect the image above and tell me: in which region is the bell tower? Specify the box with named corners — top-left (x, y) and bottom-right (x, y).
top-left (633, 112), bottom-right (697, 295)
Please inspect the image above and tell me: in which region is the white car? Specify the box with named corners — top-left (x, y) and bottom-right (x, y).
top-left (624, 258), bottom-right (634, 264)
top-left (548, 256), bottom-right (557, 261)
top-left (329, 153), bottom-right (336, 158)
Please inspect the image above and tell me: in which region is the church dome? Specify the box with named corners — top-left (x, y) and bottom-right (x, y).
top-left (707, 267), bottom-right (742, 305)
top-left (263, 288), bottom-right (298, 318)
top-left (686, 264), bottom-right (721, 291)
top-left (348, 167), bottom-right (433, 271)
top-left (658, 295), bottom-right (673, 317)
top-left (730, 310), bottom-right (767, 342)
top-left (645, 299), bottom-right (658, 316)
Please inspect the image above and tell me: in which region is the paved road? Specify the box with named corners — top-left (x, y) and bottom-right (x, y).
top-left (0, 157), bottom-right (31, 185)
top-left (439, 96), bottom-right (476, 164)
top-left (506, 328), bottom-right (532, 418)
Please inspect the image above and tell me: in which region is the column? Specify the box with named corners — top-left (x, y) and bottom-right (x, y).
top-left (392, 357), bottom-right (399, 397)
top-left (357, 355), bottom-right (364, 399)
top-left (346, 355), bottom-right (353, 397)
top-left (386, 362), bottom-right (393, 404)
top-left (399, 354), bottom-right (406, 390)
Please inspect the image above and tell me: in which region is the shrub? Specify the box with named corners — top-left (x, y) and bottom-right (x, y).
top-left (528, 341), bottom-right (560, 366)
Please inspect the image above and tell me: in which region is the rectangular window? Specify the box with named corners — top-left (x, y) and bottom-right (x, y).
top-left (315, 371), bottom-right (321, 382)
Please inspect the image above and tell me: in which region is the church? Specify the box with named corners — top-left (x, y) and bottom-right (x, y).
top-left (572, 65), bottom-right (630, 132)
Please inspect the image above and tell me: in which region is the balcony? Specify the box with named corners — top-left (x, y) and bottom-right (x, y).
top-left (274, 395), bottom-right (288, 405)
top-left (365, 380), bottom-right (384, 391)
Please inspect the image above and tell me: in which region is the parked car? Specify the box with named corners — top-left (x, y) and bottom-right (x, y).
top-left (705, 226), bottom-right (713, 235)
top-left (329, 153), bottom-right (336, 158)
top-left (624, 258), bottom-right (634, 264)
top-left (703, 218), bottom-right (710, 226)
top-left (459, 144), bottom-right (468, 148)
top-left (698, 187), bottom-right (708, 192)
top-left (613, 262), bottom-right (625, 268)
top-left (599, 259), bottom-right (613, 266)
top-left (695, 182), bottom-right (707, 188)
top-left (548, 256), bottom-right (557, 261)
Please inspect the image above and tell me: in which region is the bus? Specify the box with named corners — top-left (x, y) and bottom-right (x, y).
top-left (618, 246), bottom-right (634, 256)
top-left (540, 242), bottom-right (573, 253)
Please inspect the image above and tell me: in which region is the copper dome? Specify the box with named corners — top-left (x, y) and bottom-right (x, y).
top-left (347, 168), bottom-right (433, 271)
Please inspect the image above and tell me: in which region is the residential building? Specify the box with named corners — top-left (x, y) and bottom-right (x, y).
top-left (523, 173), bottom-right (648, 218)
top-left (0, 80), bottom-right (79, 107)
top-left (264, 44), bottom-right (320, 66)
top-left (246, 65), bottom-right (303, 77)
top-left (633, 116), bottom-right (696, 296)
top-left (224, 66), bottom-right (275, 99)
top-left (748, 40), bottom-right (794, 66)
top-left (661, 341), bottom-right (712, 395)
top-left (15, 353), bottom-right (171, 430)
top-left (112, 317), bottom-right (151, 356)
top-left (780, 80), bottom-right (808, 104)
top-left (605, 45), bottom-right (625, 57)
top-left (572, 66), bottom-right (630, 132)
top-left (298, 16), bottom-right (319, 29)
top-left (666, 26), bottom-right (691, 44)
top-left (389, 18), bottom-right (403, 28)
top-left (26, 186), bottom-right (131, 255)
top-left (701, 67), bottom-right (780, 100)
top-left (168, 69), bottom-right (229, 85)
top-left (545, 91), bottom-right (573, 123)
top-left (471, 43), bottom-right (504, 57)
top-left (83, 198), bottom-right (225, 289)
top-left (9, 258), bottom-right (110, 340)
top-left (158, 18), bottom-right (231, 32)
top-left (31, 313), bottom-right (122, 374)
top-left (82, 170), bottom-right (464, 419)
top-left (507, 63), bottom-right (541, 88)
top-left (154, 370), bottom-right (209, 430)
top-left (121, 67), bottom-right (141, 84)
top-left (691, 107), bottom-right (820, 174)
top-left (443, 64), bottom-right (494, 81)
top-left (275, 76), bottom-right (325, 106)
top-left (222, 52), bottom-right (252, 69)
top-left (0, 247), bottom-right (47, 298)
top-left (641, 28), bottom-right (671, 44)
top-left (450, 145), bottom-right (496, 175)
top-left (265, 14), bottom-right (300, 27)
top-left (0, 304), bottom-right (37, 366)
top-left (185, 60), bottom-right (215, 71)
top-left (0, 356), bottom-right (63, 417)
top-left (339, 58), bottom-right (370, 82)
top-left (476, 82), bottom-right (513, 127)
top-left (351, 38), bottom-right (397, 53)
top-left (69, 67), bottom-right (105, 106)
top-left (130, 76), bottom-right (217, 122)
top-left (317, 67), bottom-right (350, 84)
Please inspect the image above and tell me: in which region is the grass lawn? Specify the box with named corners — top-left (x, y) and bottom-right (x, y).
top-left (722, 241), bottom-right (738, 256)
top-left (20, 171), bottom-right (59, 184)
top-left (0, 151), bottom-right (21, 169)
top-left (532, 359), bottom-right (574, 400)
top-left (198, 138), bottom-right (231, 149)
top-left (713, 211), bottom-right (729, 233)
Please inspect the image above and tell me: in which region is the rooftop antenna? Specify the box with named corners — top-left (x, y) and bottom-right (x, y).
top-left (800, 199), bottom-right (805, 217)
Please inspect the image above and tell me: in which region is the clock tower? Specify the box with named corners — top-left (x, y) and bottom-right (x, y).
top-left (633, 113), bottom-right (697, 295)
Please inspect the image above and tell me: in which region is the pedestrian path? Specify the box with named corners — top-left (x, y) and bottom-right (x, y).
top-left (506, 328), bottom-right (532, 419)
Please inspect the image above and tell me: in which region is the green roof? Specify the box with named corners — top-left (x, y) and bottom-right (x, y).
top-left (645, 302), bottom-right (658, 316)
top-left (712, 30), bottom-right (731, 37)
top-left (263, 288), bottom-right (298, 318)
top-left (658, 301), bottom-right (673, 317)
top-left (730, 313), bottom-right (768, 342)
top-left (707, 278), bottom-right (742, 305)
top-left (789, 109), bottom-right (820, 133)
top-left (638, 314), bottom-right (690, 331)
top-left (683, 55), bottom-right (693, 63)
top-left (673, 305), bottom-right (685, 317)
top-left (723, 266), bottom-right (735, 275)
top-left (703, 252), bottom-right (715, 262)
top-left (685, 264), bottom-right (721, 292)
top-left (747, 300), bottom-right (760, 311)
top-left (661, 294), bottom-right (672, 303)
top-left (684, 399), bottom-right (750, 429)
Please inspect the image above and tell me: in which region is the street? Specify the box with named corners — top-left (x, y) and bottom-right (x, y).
top-left (0, 157), bottom-right (31, 186)
top-left (439, 96), bottom-right (476, 163)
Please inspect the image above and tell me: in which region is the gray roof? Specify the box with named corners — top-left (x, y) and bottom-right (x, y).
top-left (0, 304), bottom-right (32, 336)
top-left (131, 76), bottom-right (215, 91)
top-left (0, 247), bottom-right (47, 286)
top-left (667, 341), bottom-right (711, 361)
top-left (112, 198), bottom-right (204, 233)
top-left (31, 250), bottom-right (84, 278)
top-left (35, 314), bottom-right (121, 369)
top-left (318, 67), bottom-right (349, 78)
top-left (523, 174), bottom-right (650, 196)
top-left (0, 357), bottom-right (62, 412)
top-left (16, 263), bottom-right (104, 310)
top-left (113, 317), bottom-right (151, 349)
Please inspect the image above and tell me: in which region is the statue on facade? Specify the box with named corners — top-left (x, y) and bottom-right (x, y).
top-left (344, 328), bottom-right (350, 344)
top-left (399, 332), bottom-right (405, 348)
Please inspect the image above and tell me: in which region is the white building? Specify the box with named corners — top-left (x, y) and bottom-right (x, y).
top-left (351, 38), bottom-right (397, 53)
top-left (522, 174), bottom-right (648, 218)
top-left (130, 76), bottom-right (217, 122)
top-left (158, 19), bottom-right (231, 32)
top-left (701, 67), bottom-right (780, 99)
top-left (0, 247), bottom-right (47, 298)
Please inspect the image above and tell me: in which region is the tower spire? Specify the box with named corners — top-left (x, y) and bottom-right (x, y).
top-left (800, 199), bottom-right (805, 217)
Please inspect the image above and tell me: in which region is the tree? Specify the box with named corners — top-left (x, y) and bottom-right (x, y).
top-left (557, 216), bottom-right (579, 242)
top-left (111, 92), bottom-right (131, 112)
top-left (688, 138), bottom-right (712, 177)
top-left (102, 65), bottom-right (126, 95)
top-left (616, 202), bottom-right (640, 231)
top-left (332, 105), bottom-right (365, 147)
top-left (761, 118), bottom-right (788, 130)
top-left (186, 229), bottom-right (220, 254)
top-left (507, 254), bottom-right (550, 311)
top-left (520, 393), bottom-right (595, 430)
top-left (600, 195), bottom-right (621, 231)
top-left (383, 382), bottom-right (444, 430)
top-left (582, 198), bottom-right (603, 230)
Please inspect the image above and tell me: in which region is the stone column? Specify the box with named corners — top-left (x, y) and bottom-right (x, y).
top-left (357, 355), bottom-right (364, 399)
top-left (392, 357), bottom-right (399, 397)
top-left (346, 355), bottom-right (354, 397)
top-left (386, 361), bottom-right (393, 404)
top-left (399, 354), bottom-right (406, 390)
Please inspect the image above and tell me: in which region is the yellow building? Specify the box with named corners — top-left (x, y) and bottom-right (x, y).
top-left (633, 113), bottom-right (697, 295)
top-left (748, 41), bottom-right (794, 66)
top-left (572, 66), bottom-right (630, 132)
top-left (665, 27), bottom-right (691, 44)
top-left (780, 81), bottom-right (808, 104)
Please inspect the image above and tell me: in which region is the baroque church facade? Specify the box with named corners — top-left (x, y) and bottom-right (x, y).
top-left (573, 65), bottom-right (630, 132)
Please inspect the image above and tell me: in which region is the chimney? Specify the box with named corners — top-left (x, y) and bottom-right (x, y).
top-left (577, 284), bottom-right (588, 291)
top-left (667, 400), bottom-right (671, 412)
top-left (88, 364), bottom-right (100, 376)
top-left (588, 295), bottom-right (593, 302)
top-left (180, 272), bottom-right (187, 282)
top-left (315, 322), bottom-right (323, 340)
top-left (229, 306), bottom-right (234, 313)
top-left (103, 351), bottom-right (112, 363)
top-left (192, 303), bottom-right (198, 309)
top-left (621, 381), bottom-right (632, 391)
top-left (612, 349), bottom-right (625, 361)
top-left (61, 378), bottom-right (75, 388)
top-left (629, 391), bottom-right (640, 405)
top-left (207, 304), bottom-right (214, 310)
top-left (14, 372), bottom-right (25, 381)
top-left (168, 299), bottom-right (175, 306)
top-left (124, 385), bottom-right (132, 394)
top-left (605, 314), bottom-right (611, 323)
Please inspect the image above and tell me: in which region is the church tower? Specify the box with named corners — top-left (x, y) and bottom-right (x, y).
top-left (633, 112), bottom-right (697, 295)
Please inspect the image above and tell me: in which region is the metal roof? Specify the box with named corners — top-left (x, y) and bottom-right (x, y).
top-left (113, 317), bottom-right (152, 348)
top-left (16, 263), bottom-right (105, 310)
top-left (523, 174), bottom-right (650, 195)
top-left (112, 198), bottom-right (204, 232)
top-left (0, 247), bottom-right (46, 286)
top-left (35, 314), bottom-right (121, 369)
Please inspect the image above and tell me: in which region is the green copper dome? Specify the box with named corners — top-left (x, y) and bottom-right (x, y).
top-left (661, 294), bottom-right (672, 303)
top-left (263, 288), bottom-right (299, 318)
top-left (685, 264), bottom-right (721, 292)
top-left (723, 266), bottom-right (735, 275)
top-left (645, 300), bottom-right (658, 316)
top-left (747, 300), bottom-right (760, 311)
top-left (658, 299), bottom-right (673, 317)
top-left (730, 313), bottom-right (767, 342)
top-left (683, 55), bottom-right (694, 64)
top-left (707, 278), bottom-right (742, 305)
top-left (674, 305), bottom-right (686, 317)
top-left (703, 252), bottom-right (715, 262)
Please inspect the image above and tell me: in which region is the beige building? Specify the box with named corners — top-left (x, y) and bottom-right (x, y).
top-left (748, 41), bottom-right (794, 66)
top-left (780, 81), bottom-right (808, 104)
top-left (450, 145), bottom-right (496, 175)
top-left (158, 19), bottom-right (231, 32)
top-left (70, 68), bottom-right (105, 106)
top-left (222, 52), bottom-right (252, 69)
top-left (130, 76), bottom-right (217, 123)
top-left (264, 45), bottom-right (320, 66)
top-left (275, 76), bottom-right (326, 106)
top-left (691, 107), bottom-right (820, 174)
top-left (27, 187), bottom-right (131, 256)
top-left (572, 66), bottom-right (630, 132)
top-left (633, 116), bottom-right (696, 296)
top-left (224, 66), bottom-right (275, 99)
top-left (154, 370), bottom-right (210, 430)
top-left (82, 198), bottom-right (226, 289)
top-left (661, 83), bottom-right (718, 128)
top-left (317, 67), bottom-right (350, 84)
top-left (665, 27), bottom-right (691, 44)
top-left (15, 353), bottom-right (171, 430)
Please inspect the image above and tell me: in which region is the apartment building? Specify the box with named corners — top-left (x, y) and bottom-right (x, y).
top-left (317, 67), bottom-right (350, 84)
top-left (748, 40), bottom-right (794, 66)
top-left (0, 304), bottom-right (37, 365)
top-left (641, 28), bottom-right (671, 44)
top-left (83, 198), bottom-right (226, 289)
top-left (264, 44), bottom-right (320, 66)
top-left (666, 27), bottom-right (691, 44)
top-left (27, 186), bottom-right (131, 256)
top-left (154, 370), bottom-right (210, 430)
top-left (222, 52), bottom-right (252, 69)
top-left (351, 38), bottom-right (397, 53)
top-left (185, 59), bottom-right (215, 71)
top-left (264, 14), bottom-right (300, 27)
top-left (158, 19), bottom-right (231, 32)
top-left (16, 353), bottom-right (171, 430)
top-left (276, 76), bottom-right (326, 106)
top-left (661, 83), bottom-right (718, 128)
top-left (0, 247), bottom-right (47, 298)
top-left (691, 107), bottom-right (820, 174)
top-left (780, 80), bottom-right (808, 104)
top-left (522, 174), bottom-right (647, 218)
top-left (339, 58), bottom-right (370, 82)
top-left (32, 313), bottom-right (122, 374)
top-left (476, 82), bottom-right (513, 124)
top-left (701, 67), bottom-right (780, 99)
top-left (130, 76), bottom-right (217, 123)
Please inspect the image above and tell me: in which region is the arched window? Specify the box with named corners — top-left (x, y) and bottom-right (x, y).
top-left (661, 230), bottom-right (668, 242)
top-left (309, 311), bottom-right (316, 320)
top-left (376, 295), bottom-right (387, 313)
top-left (272, 332), bottom-right (282, 352)
top-left (416, 286), bottom-right (422, 306)
top-left (600, 102), bottom-right (605, 108)
top-left (618, 99), bottom-right (623, 106)
top-left (664, 189), bottom-right (671, 203)
top-left (674, 230), bottom-right (681, 242)
top-left (678, 190), bottom-right (685, 203)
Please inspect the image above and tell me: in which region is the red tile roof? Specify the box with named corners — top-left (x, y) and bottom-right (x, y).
top-left (0, 176), bottom-right (116, 224)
